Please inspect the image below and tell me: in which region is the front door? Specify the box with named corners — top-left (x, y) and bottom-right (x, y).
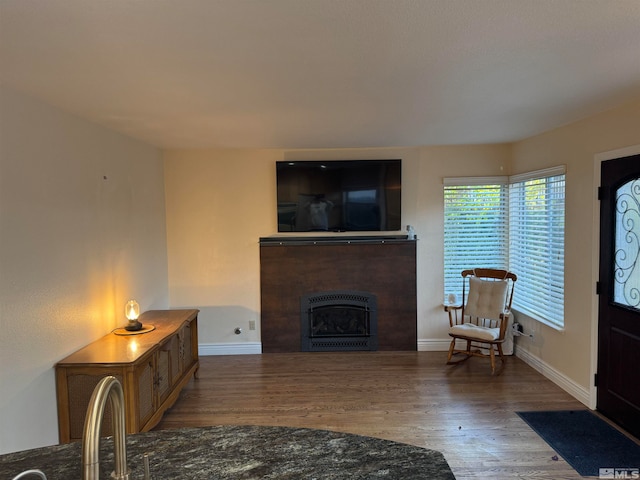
top-left (597, 153), bottom-right (640, 438)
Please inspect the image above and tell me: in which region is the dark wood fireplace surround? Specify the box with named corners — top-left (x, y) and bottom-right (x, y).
top-left (260, 236), bottom-right (417, 352)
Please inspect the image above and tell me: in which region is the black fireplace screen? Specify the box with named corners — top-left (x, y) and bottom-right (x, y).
top-left (301, 291), bottom-right (378, 351)
top-left (310, 305), bottom-right (369, 337)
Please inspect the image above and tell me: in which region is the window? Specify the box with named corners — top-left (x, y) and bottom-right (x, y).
top-left (443, 166), bottom-right (566, 329)
top-left (614, 178), bottom-right (640, 309)
top-left (443, 177), bottom-right (508, 298)
top-left (509, 167), bottom-right (565, 329)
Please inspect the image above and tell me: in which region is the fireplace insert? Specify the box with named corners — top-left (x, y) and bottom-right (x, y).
top-left (300, 291), bottom-right (378, 351)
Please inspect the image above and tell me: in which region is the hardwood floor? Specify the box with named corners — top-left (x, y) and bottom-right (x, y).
top-left (156, 351), bottom-right (590, 479)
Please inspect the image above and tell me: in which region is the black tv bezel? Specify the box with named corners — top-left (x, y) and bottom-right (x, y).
top-left (275, 159), bottom-right (402, 233)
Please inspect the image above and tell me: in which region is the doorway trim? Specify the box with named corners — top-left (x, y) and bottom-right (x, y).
top-left (591, 144), bottom-right (640, 409)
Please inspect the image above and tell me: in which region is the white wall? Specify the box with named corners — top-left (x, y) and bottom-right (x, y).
top-left (164, 145), bottom-right (510, 351)
top-left (0, 87), bottom-right (169, 454)
top-left (511, 99), bottom-right (640, 405)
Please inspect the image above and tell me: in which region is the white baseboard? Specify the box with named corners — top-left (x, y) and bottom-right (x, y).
top-left (417, 338), bottom-right (514, 355)
top-left (417, 338), bottom-right (451, 351)
top-left (199, 342), bottom-right (262, 356)
top-left (515, 347), bottom-right (590, 407)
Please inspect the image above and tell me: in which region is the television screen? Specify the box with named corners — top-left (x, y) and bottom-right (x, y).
top-left (276, 159), bottom-right (401, 232)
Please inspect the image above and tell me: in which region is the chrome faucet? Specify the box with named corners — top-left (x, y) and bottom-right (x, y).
top-left (82, 376), bottom-right (129, 480)
top-left (11, 470), bottom-right (47, 480)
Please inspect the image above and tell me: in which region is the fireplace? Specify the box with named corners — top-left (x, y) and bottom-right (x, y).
top-left (301, 291), bottom-right (378, 351)
top-left (260, 237), bottom-right (417, 352)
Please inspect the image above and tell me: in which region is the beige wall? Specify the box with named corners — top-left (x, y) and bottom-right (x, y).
top-left (165, 100), bottom-right (640, 409)
top-left (0, 87), bottom-right (169, 453)
top-left (3, 82), bottom-right (639, 454)
top-left (164, 148), bottom-right (279, 344)
top-left (416, 145), bottom-right (512, 342)
top-left (164, 145), bottom-right (510, 348)
top-left (511, 99), bottom-right (640, 400)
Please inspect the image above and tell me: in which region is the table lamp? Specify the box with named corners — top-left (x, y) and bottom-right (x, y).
top-left (124, 300), bottom-right (142, 331)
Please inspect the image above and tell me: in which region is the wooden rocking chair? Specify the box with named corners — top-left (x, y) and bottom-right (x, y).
top-left (444, 268), bottom-right (517, 375)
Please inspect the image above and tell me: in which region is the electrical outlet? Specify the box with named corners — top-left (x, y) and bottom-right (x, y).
top-left (249, 320), bottom-right (256, 331)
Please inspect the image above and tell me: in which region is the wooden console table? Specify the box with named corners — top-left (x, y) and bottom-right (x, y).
top-left (55, 309), bottom-right (199, 443)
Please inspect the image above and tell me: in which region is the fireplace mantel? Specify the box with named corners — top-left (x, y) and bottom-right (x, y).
top-left (259, 235), bottom-right (410, 245)
top-left (259, 236), bottom-right (417, 352)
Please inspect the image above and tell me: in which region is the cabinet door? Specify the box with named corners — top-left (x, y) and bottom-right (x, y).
top-left (164, 334), bottom-right (181, 388)
top-left (134, 357), bottom-right (155, 428)
top-left (156, 342), bottom-right (173, 404)
top-left (63, 370), bottom-right (124, 441)
top-left (180, 320), bottom-right (197, 374)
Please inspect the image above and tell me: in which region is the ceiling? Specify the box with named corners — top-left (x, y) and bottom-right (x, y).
top-left (1, 0), bottom-right (639, 150)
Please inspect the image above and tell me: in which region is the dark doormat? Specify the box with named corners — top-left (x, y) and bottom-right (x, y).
top-left (517, 410), bottom-right (640, 477)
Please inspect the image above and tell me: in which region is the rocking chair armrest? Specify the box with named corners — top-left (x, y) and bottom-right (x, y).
top-left (443, 303), bottom-right (462, 312)
top-left (497, 309), bottom-right (513, 336)
top-left (444, 303), bottom-right (463, 328)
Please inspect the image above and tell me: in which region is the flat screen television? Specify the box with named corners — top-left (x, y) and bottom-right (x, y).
top-left (276, 159), bottom-right (401, 232)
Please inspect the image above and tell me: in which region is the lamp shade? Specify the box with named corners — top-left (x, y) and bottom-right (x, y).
top-left (125, 300), bottom-right (140, 321)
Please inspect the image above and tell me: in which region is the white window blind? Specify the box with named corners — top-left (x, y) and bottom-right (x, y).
top-left (509, 166), bottom-right (566, 328)
top-left (443, 177), bottom-right (508, 299)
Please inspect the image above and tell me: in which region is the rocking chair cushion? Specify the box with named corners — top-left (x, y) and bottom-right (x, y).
top-left (449, 322), bottom-right (500, 341)
top-left (465, 277), bottom-right (509, 321)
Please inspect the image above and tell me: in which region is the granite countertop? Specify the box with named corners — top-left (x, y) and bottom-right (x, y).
top-left (0, 425), bottom-right (455, 479)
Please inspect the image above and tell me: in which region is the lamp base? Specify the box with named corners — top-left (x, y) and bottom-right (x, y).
top-left (113, 325), bottom-right (155, 336)
top-left (124, 320), bottom-right (143, 331)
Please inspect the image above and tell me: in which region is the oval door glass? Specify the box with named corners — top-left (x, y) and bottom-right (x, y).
top-left (614, 178), bottom-right (640, 310)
